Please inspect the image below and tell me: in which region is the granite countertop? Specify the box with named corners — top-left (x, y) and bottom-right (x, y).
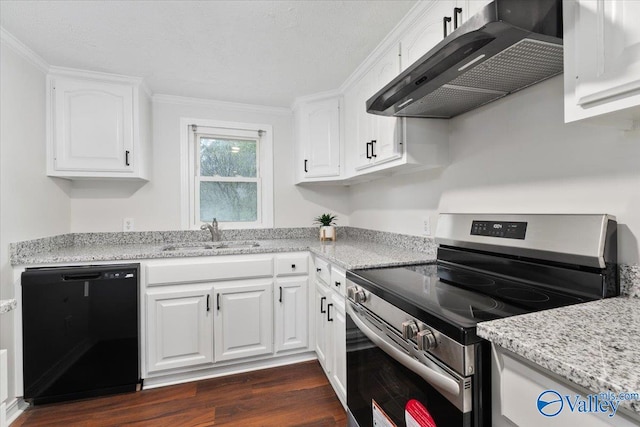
top-left (477, 297), bottom-right (640, 415)
top-left (0, 299), bottom-right (17, 314)
top-left (11, 237), bottom-right (436, 270)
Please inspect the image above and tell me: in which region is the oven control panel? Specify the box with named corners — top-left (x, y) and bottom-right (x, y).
top-left (471, 220), bottom-right (527, 239)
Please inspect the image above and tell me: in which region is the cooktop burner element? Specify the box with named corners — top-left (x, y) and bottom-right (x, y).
top-left (498, 287), bottom-right (550, 303)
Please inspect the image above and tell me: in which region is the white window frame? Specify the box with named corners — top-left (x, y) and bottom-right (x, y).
top-left (180, 118), bottom-right (274, 229)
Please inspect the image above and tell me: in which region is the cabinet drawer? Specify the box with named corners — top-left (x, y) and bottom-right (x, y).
top-left (275, 253), bottom-right (309, 276)
top-left (146, 255), bottom-right (274, 286)
top-left (330, 266), bottom-right (346, 297)
top-left (314, 257), bottom-right (331, 284)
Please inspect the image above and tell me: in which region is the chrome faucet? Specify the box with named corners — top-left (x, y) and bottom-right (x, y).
top-left (201, 218), bottom-right (222, 242)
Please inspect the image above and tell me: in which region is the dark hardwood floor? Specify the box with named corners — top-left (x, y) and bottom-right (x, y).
top-left (13, 360), bottom-right (347, 427)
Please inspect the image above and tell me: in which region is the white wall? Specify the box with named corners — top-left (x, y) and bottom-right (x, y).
top-left (349, 76), bottom-right (640, 265)
top-left (0, 35), bottom-right (71, 406)
top-left (70, 97), bottom-right (349, 231)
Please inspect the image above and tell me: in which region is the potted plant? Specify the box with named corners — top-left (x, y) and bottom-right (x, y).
top-left (314, 213), bottom-right (337, 241)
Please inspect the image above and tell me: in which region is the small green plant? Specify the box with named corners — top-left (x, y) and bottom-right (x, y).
top-left (314, 213), bottom-right (337, 227)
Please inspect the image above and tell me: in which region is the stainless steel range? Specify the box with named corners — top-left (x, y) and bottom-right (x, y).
top-left (345, 214), bottom-right (618, 427)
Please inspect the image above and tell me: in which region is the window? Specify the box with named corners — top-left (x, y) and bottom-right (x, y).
top-left (181, 119), bottom-right (273, 229)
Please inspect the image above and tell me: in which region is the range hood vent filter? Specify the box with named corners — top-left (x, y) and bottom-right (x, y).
top-left (450, 39), bottom-right (564, 94)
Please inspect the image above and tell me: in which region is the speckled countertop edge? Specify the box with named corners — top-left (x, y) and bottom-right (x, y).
top-left (477, 297), bottom-right (640, 415)
top-left (0, 299), bottom-right (17, 314)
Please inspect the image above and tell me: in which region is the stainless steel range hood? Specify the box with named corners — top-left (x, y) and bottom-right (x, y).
top-left (366, 0), bottom-right (563, 119)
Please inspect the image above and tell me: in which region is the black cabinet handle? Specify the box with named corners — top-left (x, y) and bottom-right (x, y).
top-left (335, 281), bottom-right (341, 287)
top-left (443, 16), bottom-right (452, 38)
top-left (291, 264), bottom-right (296, 269)
top-left (317, 268), bottom-right (322, 272)
top-left (279, 286), bottom-right (283, 303)
top-left (454, 7), bottom-right (462, 29)
top-left (320, 296), bottom-right (326, 313)
top-left (371, 140), bottom-right (377, 158)
top-left (217, 294), bottom-right (221, 311)
top-left (366, 141), bottom-right (372, 159)
top-left (304, 159), bottom-right (308, 173)
top-left (125, 150), bottom-right (130, 166)
top-left (206, 294), bottom-right (210, 312)
top-left (327, 303), bottom-right (334, 322)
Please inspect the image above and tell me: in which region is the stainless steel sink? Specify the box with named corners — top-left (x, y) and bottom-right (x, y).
top-left (215, 241), bottom-right (260, 249)
top-left (161, 241), bottom-right (260, 251)
top-left (161, 243), bottom-right (217, 251)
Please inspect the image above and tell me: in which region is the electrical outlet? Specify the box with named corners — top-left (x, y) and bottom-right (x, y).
top-left (422, 217), bottom-right (431, 236)
top-left (123, 218), bottom-right (135, 232)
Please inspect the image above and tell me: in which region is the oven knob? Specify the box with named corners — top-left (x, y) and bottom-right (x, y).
top-left (353, 289), bottom-right (367, 304)
top-left (417, 329), bottom-right (437, 351)
top-left (347, 286), bottom-right (367, 303)
top-left (402, 321), bottom-right (419, 340)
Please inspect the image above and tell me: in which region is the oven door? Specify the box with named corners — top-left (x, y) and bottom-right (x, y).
top-left (346, 302), bottom-right (473, 427)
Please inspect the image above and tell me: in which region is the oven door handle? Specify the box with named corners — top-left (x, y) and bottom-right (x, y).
top-left (347, 303), bottom-right (461, 397)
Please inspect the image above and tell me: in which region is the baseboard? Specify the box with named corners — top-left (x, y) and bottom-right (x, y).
top-left (5, 398), bottom-right (28, 426)
top-left (143, 352), bottom-right (318, 390)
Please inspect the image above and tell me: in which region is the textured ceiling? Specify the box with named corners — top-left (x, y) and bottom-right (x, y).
top-left (1, 0), bottom-right (416, 107)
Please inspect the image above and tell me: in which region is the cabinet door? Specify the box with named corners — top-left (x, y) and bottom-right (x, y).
top-left (146, 286), bottom-right (213, 373)
top-left (370, 46), bottom-right (403, 165)
top-left (400, 1), bottom-right (455, 72)
top-left (314, 281), bottom-right (330, 370)
top-left (274, 277), bottom-right (308, 353)
top-left (352, 74), bottom-right (376, 170)
top-left (571, 0), bottom-right (640, 108)
top-left (52, 78), bottom-right (134, 172)
top-left (458, 0), bottom-right (492, 23)
top-left (214, 280), bottom-right (273, 362)
top-left (328, 295), bottom-right (347, 404)
top-left (300, 98), bottom-right (341, 179)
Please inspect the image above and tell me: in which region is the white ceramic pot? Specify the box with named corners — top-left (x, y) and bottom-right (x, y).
top-left (319, 226), bottom-right (336, 240)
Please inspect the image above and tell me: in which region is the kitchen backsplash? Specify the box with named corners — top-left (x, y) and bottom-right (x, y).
top-left (620, 264), bottom-right (640, 298)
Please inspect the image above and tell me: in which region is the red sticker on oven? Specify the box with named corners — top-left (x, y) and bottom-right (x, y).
top-left (405, 399), bottom-right (437, 427)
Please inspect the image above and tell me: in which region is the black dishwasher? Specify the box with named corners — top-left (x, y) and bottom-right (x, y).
top-left (22, 264), bottom-right (140, 404)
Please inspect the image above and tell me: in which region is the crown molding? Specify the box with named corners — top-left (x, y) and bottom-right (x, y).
top-left (0, 27), bottom-right (49, 73)
top-left (152, 94), bottom-right (292, 116)
top-left (291, 89), bottom-right (342, 111)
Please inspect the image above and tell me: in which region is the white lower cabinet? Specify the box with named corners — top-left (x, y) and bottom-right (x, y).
top-left (492, 344), bottom-right (640, 427)
top-left (213, 280), bottom-right (274, 362)
top-left (275, 277), bottom-right (308, 353)
top-left (313, 256), bottom-right (347, 407)
top-left (143, 253), bottom-right (311, 382)
top-left (314, 279), bottom-right (331, 370)
top-left (146, 285), bottom-right (214, 373)
top-left (327, 293), bottom-right (346, 402)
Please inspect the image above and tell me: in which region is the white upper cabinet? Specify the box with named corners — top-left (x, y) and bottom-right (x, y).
top-left (294, 94), bottom-right (342, 183)
top-left (47, 68), bottom-right (151, 180)
top-left (350, 45), bottom-right (403, 171)
top-left (400, 0), bottom-right (492, 72)
top-left (564, 0), bottom-right (640, 127)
